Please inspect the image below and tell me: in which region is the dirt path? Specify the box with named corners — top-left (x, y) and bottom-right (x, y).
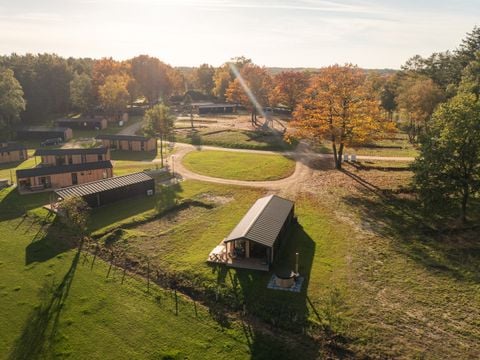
top-left (170, 142), bottom-right (413, 191)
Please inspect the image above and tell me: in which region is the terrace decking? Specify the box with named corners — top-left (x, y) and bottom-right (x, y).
top-left (207, 241), bottom-right (269, 272)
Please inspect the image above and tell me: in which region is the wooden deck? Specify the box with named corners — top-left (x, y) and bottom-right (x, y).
top-left (207, 241), bottom-right (269, 272)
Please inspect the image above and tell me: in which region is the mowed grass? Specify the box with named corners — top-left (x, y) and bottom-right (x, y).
top-left (182, 150), bottom-right (295, 181)
top-left (174, 127), bottom-right (294, 151)
top-left (1, 187), bottom-right (305, 360)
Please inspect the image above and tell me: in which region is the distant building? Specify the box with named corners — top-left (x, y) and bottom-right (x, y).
top-left (16, 127), bottom-right (73, 141)
top-left (193, 103), bottom-right (238, 115)
top-left (33, 147), bottom-right (110, 167)
top-left (95, 134), bottom-right (157, 152)
top-left (0, 143), bottom-right (28, 164)
top-left (56, 117), bottom-right (108, 130)
top-left (16, 161), bottom-right (113, 192)
top-left (55, 172), bottom-right (155, 207)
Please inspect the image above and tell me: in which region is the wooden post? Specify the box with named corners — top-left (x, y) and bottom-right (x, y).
top-left (174, 288), bottom-right (178, 316)
top-left (121, 259), bottom-right (127, 284)
top-left (147, 261), bottom-right (150, 293)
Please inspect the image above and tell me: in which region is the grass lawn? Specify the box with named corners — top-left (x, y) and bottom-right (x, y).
top-left (0, 187), bottom-right (313, 360)
top-left (182, 150), bottom-right (295, 181)
top-left (89, 174), bottom-right (480, 358)
top-left (174, 127), bottom-right (295, 151)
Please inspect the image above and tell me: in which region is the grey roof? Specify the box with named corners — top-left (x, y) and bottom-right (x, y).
top-left (198, 103), bottom-right (237, 108)
top-left (56, 117), bottom-right (104, 123)
top-left (95, 134), bottom-right (151, 141)
top-left (0, 143), bottom-right (27, 152)
top-left (18, 126), bottom-right (70, 133)
top-left (224, 195), bottom-right (294, 247)
top-left (55, 172), bottom-right (153, 199)
top-left (16, 161), bottom-right (112, 178)
top-left (34, 147), bottom-right (108, 156)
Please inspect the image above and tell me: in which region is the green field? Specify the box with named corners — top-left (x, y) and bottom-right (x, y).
top-left (182, 150), bottom-right (295, 181)
top-left (174, 127), bottom-right (295, 151)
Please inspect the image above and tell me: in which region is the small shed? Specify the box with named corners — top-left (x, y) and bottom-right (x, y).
top-left (16, 127), bottom-right (73, 141)
top-left (55, 172), bottom-right (155, 207)
top-left (223, 195), bottom-right (294, 269)
top-left (56, 117), bottom-right (108, 130)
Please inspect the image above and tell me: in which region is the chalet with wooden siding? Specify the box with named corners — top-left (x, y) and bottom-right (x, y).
top-left (55, 172), bottom-right (155, 207)
top-left (56, 117), bottom-right (108, 130)
top-left (208, 195), bottom-right (295, 271)
top-left (95, 134), bottom-right (156, 152)
top-left (16, 161), bottom-right (113, 192)
top-left (0, 143), bottom-right (28, 164)
top-left (16, 127), bottom-right (73, 141)
top-left (33, 147), bottom-right (110, 167)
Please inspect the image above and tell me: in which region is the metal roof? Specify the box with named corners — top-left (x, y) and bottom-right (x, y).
top-left (55, 172), bottom-right (153, 199)
top-left (16, 161), bottom-right (112, 178)
top-left (95, 134), bottom-right (151, 141)
top-left (34, 147), bottom-right (108, 156)
top-left (224, 195), bottom-right (294, 247)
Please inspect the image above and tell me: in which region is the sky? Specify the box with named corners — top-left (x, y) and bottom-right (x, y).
top-left (1, 0), bottom-right (479, 69)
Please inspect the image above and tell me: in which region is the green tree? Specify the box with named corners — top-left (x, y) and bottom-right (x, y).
top-left (0, 68), bottom-right (26, 141)
top-left (413, 93), bottom-right (480, 223)
top-left (458, 51), bottom-right (480, 99)
top-left (143, 104), bottom-right (174, 167)
top-left (194, 64), bottom-right (215, 96)
top-left (70, 72), bottom-right (94, 114)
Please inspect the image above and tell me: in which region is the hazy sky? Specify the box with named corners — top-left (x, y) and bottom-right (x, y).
top-left (1, 0), bottom-right (479, 68)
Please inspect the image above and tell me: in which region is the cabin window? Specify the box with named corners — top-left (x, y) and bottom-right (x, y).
top-left (98, 155), bottom-right (103, 161)
top-left (68, 155), bottom-right (73, 164)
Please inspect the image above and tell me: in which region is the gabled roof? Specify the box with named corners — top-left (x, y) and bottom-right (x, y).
top-left (34, 147), bottom-right (108, 156)
top-left (16, 161), bottom-right (112, 178)
top-left (95, 134), bottom-right (151, 141)
top-left (224, 195), bottom-right (294, 247)
top-left (55, 172), bottom-right (153, 199)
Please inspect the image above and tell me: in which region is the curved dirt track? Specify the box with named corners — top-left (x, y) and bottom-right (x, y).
top-left (171, 142), bottom-right (413, 191)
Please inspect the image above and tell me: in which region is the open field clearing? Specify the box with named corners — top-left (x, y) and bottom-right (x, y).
top-left (182, 150), bottom-right (296, 181)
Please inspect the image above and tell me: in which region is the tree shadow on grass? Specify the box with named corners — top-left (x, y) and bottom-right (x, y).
top-left (9, 247), bottom-right (81, 360)
top-left (25, 217), bottom-right (77, 265)
top-left (341, 169), bottom-right (480, 283)
top-left (0, 188), bottom-right (50, 221)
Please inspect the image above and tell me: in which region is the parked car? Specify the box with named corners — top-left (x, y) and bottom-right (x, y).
top-left (41, 137), bottom-right (63, 146)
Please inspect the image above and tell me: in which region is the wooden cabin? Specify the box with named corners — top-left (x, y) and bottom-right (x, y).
top-left (16, 161), bottom-right (113, 193)
top-left (16, 127), bottom-right (73, 141)
top-left (0, 143), bottom-right (28, 164)
top-left (33, 147), bottom-right (110, 167)
top-left (208, 195), bottom-right (295, 271)
top-left (56, 117), bottom-right (108, 130)
top-left (95, 134), bottom-right (157, 152)
top-left (55, 172), bottom-right (155, 207)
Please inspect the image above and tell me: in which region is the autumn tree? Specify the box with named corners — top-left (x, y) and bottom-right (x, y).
top-left (92, 57), bottom-right (129, 98)
top-left (293, 64), bottom-right (394, 169)
top-left (213, 65), bottom-right (232, 101)
top-left (412, 93), bottom-right (480, 223)
top-left (396, 76), bottom-right (445, 142)
top-left (226, 63), bottom-right (272, 125)
top-left (69, 72), bottom-right (94, 114)
top-left (143, 104), bottom-right (174, 167)
top-left (130, 55), bottom-right (173, 106)
top-left (194, 64), bottom-right (215, 96)
top-left (272, 71), bottom-right (310, 110)
top-left (57, 196), bottom-right (91, 242)
top-left (0, 68), bottom-right (25, 141)
top-left (98, 74), bottom-right (130, 120)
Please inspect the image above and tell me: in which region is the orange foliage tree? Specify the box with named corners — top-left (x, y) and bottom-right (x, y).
top-left (225, 63), bottom-right (272, 125)
top-left (92, 57), bottom-right (130, 99)
top-left (293, 64), bottom-right (395, 169)
top-left (272, 71), bottom-right (310, 110)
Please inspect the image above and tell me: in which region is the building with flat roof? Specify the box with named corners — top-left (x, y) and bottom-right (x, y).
top-left (56, 117), bottom-right (108, 130)
top-left (33, 147), bottom-right (110, 167)
top-left (16, 127), bottom-right (73, 141)
top-left (95, 134), bottom-right (157, 152)
top-left (16, 161), bottom-right (113, 193)
top-left (0, 143), bottom-right (28, 164)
